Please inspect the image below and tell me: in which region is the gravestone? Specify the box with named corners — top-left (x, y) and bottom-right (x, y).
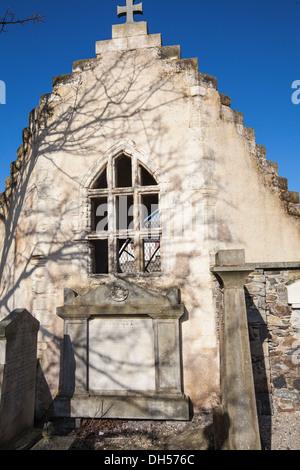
top-left (54, 280), bottom-right (190, 420)
top-left (0, 309), bottom-right (40, 448)
top-left (287, 280), bottom-right (300, 329)
top-left (287, 280), bottom-right (300, 309)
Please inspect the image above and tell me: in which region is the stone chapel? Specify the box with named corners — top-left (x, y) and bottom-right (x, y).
top-left (0, 4), bottom-right (300, 450)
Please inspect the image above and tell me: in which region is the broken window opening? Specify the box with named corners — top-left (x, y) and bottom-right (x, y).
top-left (88, 154), bottom-right (161, 275)
top-left (115, 154), bottom-right (132, 188)
top-left (144, 239), bottom-right (161, 273)
top-left (140, 164), bottom-right (158, 186)
top-left (93, 197), bottom-right (108, 232)
top-left (141, 194), bottom-right (159, 230)
top-left (93, 240), bottom-right (109, 274)
top-left (116, 195), bottom-right (134, 231)
top-left (93, 166), bottom-right (108, 189)
top-left (118, 238), bottom-right (135, 273)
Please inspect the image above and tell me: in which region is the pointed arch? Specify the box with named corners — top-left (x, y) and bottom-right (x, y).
top-left (81, 140), bottom-right (161, 190)
top-left (81, 140), bottom-right (162, 276)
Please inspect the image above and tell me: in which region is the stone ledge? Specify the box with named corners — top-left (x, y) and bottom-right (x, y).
top-left (278, 176), bottom-right (288, 191)
top-left (281, 190), bottom-right (300, 204)
top-left (157, 45), bottom-right (181, 60)
top-left (198, 72), bottom-right (218, 90)
top-left (57, 303), bottom-right (185, 320)
top-left (212, 262), bottom-right (300, 272)
top-left (220, 105), bottom-right (244, 124)
top-left (52, 394), bottom-right (190, 421)
top-left (72, 58), bottom-right (99, 73)
top-left (175, 58), bottom-right (198, 72)
top-left (215, 248), bottom-right (245, 266)
top-left (52, 73), bottom-right (80, 88)
top-left (288, 203), bottom-right (300, 217)
top-left (96, 33), bottom-right (162, 55)
top-left (244, 126), bottom-right (256, 141)
top-left (112, 22), bottom-right (148, 39)
top-left (219, 93), bottom-right (231, 107)
top-left (256, 144), bottom-right (267, 161)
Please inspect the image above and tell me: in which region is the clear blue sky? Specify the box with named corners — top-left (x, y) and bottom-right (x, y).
top-left (0, 0), bottom-right (299, 194)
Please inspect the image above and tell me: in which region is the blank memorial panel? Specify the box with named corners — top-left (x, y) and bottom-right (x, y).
top-left (88, 318), bottom-right (156, 392)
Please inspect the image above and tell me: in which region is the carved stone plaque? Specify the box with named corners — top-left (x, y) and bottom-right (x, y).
top-left (110, 283), bottom-right (129, 302)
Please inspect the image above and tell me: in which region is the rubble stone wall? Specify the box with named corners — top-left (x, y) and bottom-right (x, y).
top-left (245, 269), bottom-right (300, 415)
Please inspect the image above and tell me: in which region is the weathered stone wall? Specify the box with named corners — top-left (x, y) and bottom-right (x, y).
top-left (0, 218), bottom-right (4, 261)
top-left (246, 269), bottom-right (300, 415)
top-left (0, 21), bottom-right (299, 419)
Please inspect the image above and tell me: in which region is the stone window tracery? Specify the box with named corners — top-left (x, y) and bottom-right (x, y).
top-left (87, 153), bottom-right (161, 275)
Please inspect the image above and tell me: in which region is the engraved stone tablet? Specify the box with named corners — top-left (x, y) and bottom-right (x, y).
top-left (89, 317), bottom-right (155, 391)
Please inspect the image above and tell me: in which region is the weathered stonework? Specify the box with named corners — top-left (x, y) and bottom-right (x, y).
top-left (0, 309), bottom-right (40, 448)
top-left (213, 255), bottom-right (261, 450)
top-left (0, 18), bottom-right (299, 437)
top-left (53, 281), bottom-right (189, 420)
top-left (245, 269), bottom-right (300, 414)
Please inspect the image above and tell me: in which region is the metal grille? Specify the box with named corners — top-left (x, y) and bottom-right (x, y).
top-left (118, 239), bottom-right (135, 273)
top-left (144, 239), bottom-right (161, 273)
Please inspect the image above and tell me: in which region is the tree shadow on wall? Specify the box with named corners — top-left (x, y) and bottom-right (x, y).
top-left (245, 286), bottom-right (273, 451)
top-left (0, 44), bottom-right (242, 439)
top-left (0, 49), bottom-right (186, 417)
top-left (49, 304), bottom-right (216, 451)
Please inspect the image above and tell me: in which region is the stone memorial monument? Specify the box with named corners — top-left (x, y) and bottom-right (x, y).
top-left (53, 280), bottom-right (190, 420)
top-left (1, 0), bottom-right (300, 450)
top-left (0, 309), bottom-right (40, 448)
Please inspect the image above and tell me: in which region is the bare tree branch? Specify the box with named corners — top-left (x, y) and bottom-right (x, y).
top-left (0, 7), bottom-right (45, 34)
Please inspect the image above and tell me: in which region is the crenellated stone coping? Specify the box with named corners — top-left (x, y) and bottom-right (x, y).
top-left (52, 73), bottom-right (81, 89)
top-left (0, 89), bottom-right (56, 216)
top-left (219, 93), bottom-right (231, 107)
top-left (0, 123), bottom-right (33, 217)
top-left (157, 45), bottom-right (181, 60)
top-left (255, 144), bottom-right (300, 217)
top-left (198, 71), bottom-right (218, 90)
top-left (219, 89), bottom-right (300, 219)
top-left (72, 57), bottom-right (100, 73)
top-left (0, 45), bottom-right (220, 218)
top-left (0, 40), bottom-right (299, 222)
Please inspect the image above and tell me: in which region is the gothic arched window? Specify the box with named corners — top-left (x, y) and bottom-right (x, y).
top-left (87, 153), bottom-right (161, 275)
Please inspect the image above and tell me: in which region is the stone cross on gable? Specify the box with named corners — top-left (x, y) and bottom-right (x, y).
top-left (117, 0), bottom-right (143, 23)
